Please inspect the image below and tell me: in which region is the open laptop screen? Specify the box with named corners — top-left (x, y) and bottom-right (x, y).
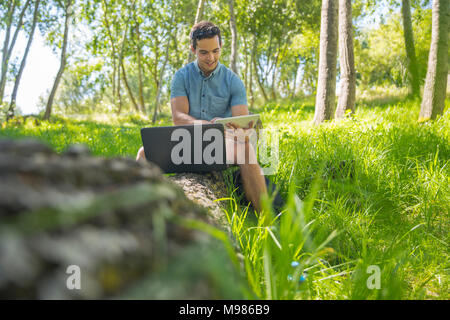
top-left (140, 123), bottom-right (227, 173)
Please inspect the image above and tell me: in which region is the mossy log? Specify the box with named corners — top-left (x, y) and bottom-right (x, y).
top-left (0, 139), bottom-right (244, 299)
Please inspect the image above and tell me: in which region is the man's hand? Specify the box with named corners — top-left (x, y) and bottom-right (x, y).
top-left (210, 117), bottom-right (222, 124)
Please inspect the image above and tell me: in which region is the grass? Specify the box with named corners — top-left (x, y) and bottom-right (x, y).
top-left (1, 95), bottom-right (448, 299)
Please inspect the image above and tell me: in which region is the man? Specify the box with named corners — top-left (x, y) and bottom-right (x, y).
top-left (136, 21), bottom-right (267, 212)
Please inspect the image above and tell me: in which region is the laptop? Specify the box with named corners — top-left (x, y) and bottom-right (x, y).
top-left (140, 123), bottom-right (228, 173)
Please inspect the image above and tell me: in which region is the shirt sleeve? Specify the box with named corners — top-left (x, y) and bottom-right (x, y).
top-left (229, 74), bottom-right (247, 107)
top-left (170, 70), bottom-right (187, 98)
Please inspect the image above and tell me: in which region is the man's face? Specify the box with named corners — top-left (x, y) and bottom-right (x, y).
top-left (192, 35), bottom-right (221, 75)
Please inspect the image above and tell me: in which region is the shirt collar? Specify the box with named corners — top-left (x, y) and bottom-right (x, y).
top-left (194, 60), bottom-right (221, 78)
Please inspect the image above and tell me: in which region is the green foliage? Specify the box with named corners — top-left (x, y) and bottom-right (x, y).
top-left (3, 95), bottom-right (447, 299)
top-left (354, 7), bottom-right (433, 89)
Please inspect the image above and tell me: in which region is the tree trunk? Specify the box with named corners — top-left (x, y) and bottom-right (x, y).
top-left (249, 44), bottom-right (255, 109)
top-left (0, 1), bottom-right (17, 104)
top-left (335, 0), bottom-right (356, 118)
top-left (0, 0), bottom-right (32, 103)
top-left (314, 0), bottom-right (338, 125)
top-left (271, 51), bottom-right (279, 100)
top-left (252, 38), bottom-right (268, 102)
top-left (153, 41), bottom-right (170, 124)
top-left (188, 0), bottom-right (206, 63)
top-left (7, 0), bottom-right (40, 120)
top-left (136, 23), bottom-right (146, 114)
top-left (44, 0), bottom-right (72, 120)
top-left (243, 38), bottom-right (248, 90)
top-left (228, 0), bottom-right (238, 74)
top-left (291, 56), bottom-right (300, 98)
top-left (121, 60), bottom-right (139, 113)
top-left (419, 0), bottom-right (448, 121)
top-left (118, 23), bottom-right (139, 113)
top-left (401, 0), bottom-right (420, 97)
top-left (0, 139), bottom-right (241, 299)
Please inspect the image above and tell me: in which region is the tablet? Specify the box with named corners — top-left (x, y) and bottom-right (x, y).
top-left (214, 114), bottom-right (260, 128)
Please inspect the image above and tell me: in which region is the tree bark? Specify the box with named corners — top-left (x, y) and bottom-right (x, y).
top-left (0, 1), bottom-right (19, 104)
top-left (121, 60), bottom-right (139, 113)
top-left (118, 22), bottom-right (139, 113)
top-left (419, 0), bottom-right (448, 121)
top-left (0, 139), bottom-right (240, 299)
top-left (44, 0), bottom-right (72, 120)
top-left (252, 38), bottom-right (268, 102)
top-left (228, 0), bottom-right (238, 74)
top-left (314, 0), bottom-right (338, 125)
top-left (136, 23), bottom-right (146, 114)
top-left (249, 43), bottom-right (254, 109)
top-left (401, 0), bottom-right (420, 97)
top-left (101, 0), bottom-right (122, 113)
top-left (335, 0), bottom-right (356, 118)
top-left (291, 56), bottom-right (300, 98)
top-left (243, 37), bottom-right (248, 90)
top-left (153, 40), bottom-right (170, 124)
top-left (188, 0), bottom-right (206, 63)
top-left (7, 0), bottom-right (40, 120)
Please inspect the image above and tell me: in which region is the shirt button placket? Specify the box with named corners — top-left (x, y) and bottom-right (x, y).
top-left (201, 80), bottom-right (205, 116)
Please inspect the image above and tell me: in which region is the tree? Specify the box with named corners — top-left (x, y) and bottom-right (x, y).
top-left (335, 0), bottom-right (355, 118)
top-left (314, 0), bottom-right (338, 125)
top-left (187, 0), bottom-right (206, 63)
top-left (228, 0), bottom-right (238, 74)
top-left (44, 0), bottom-right (73, 120)
top-left (401, 0), bottom-right (420, 97)
top-left (419, 0), bottom-right (448, 121)
top-left (0, 0), bottom-right (32, 104)
top-left (7, 0), bottom-right (41, 119)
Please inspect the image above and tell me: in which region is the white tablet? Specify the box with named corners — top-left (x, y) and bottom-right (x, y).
top-left (214, 114), bottom-right (260, 128)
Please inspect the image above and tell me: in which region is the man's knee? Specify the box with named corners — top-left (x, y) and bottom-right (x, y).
top-left (136, 146), bottom-right (146, 161)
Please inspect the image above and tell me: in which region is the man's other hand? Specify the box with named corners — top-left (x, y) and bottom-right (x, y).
top-left (210, 117), bottom-right (222, 123)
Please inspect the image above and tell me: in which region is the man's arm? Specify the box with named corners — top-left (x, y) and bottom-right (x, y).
top-left (171, 96), bottom-right (210, 125)
top-left (231, 104), bottom-right (249, 117)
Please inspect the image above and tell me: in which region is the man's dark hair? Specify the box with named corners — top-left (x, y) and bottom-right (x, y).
top-left (190, 21), bottom-right (221, 50)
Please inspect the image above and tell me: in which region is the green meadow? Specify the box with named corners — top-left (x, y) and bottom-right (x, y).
top-left (1, 95), bottom-right (448, 299)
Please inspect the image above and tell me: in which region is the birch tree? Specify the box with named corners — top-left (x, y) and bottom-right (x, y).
top-left (44, 0), bottom-right (73, 120)
top-left (419, 0), bottom-right (448, 121)
top-left (335, 0), bottom-right (355, 118)
top-left (314, 0), bottom-right (338, 125)
top-left (401, 0), bottom-right (420, 97)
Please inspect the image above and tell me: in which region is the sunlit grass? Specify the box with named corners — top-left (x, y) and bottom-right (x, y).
top-left (0, 95), bottom-right (448, 299)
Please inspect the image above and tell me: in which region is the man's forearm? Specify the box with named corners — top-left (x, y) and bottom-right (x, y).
top-left (173, 112), bottom-right (210, 125)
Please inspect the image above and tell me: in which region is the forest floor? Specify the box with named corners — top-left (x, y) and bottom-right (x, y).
top-left (1, 94), bottom-right (448, 299)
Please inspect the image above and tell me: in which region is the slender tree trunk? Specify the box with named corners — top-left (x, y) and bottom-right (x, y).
top-left (401, 0), bottom-right (420, 97)
top-left (228, 0), bottom-right (238, 74)
top-left (243, 37), bottom-right (248, 90)
top-left (102, 0), bottom-right (120, 111)
top-left (271, 51), bottom-right (279, 100)
top-left (249, 44), bottom-right (254, 109)
top-left (188, 0), bottom-right (206, 63)
top-left (117, 22), bottom-right (139, 113)
top-left (291, 56), bottom-right (300, 98)
top-left (419, 0), bottom-right (449, 121)
top-left (252, 38), bottom-right (268, 102)
top-left (335, 0), bottom-right (356, 118)
top-left (153, 44), bottom-right (170, 124)
top-left (121, 60), bottom-right (139, 113)
top-left (7, 0), bottom-right (40, 120)
top-left (1, 0), bottom-right (31, 103)
top-left (0, 1), bottom-right (17, 104)
top-left (136, 23), bottom-right (145, 113)
top-left (314, 0), bottom-right (338, 125)
top-left (44, 0), bottom-right (72, 120)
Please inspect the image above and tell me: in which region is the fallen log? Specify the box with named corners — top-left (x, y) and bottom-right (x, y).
top-left (0, 139), bottom-right (245, 299)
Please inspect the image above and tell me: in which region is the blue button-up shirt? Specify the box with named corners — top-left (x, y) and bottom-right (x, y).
top-left (170, 60), bottom-right (247, 121)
